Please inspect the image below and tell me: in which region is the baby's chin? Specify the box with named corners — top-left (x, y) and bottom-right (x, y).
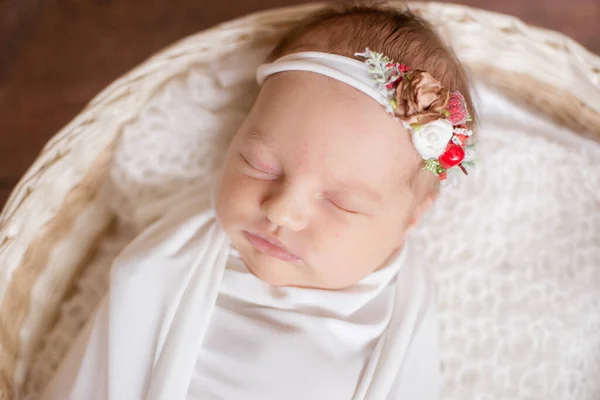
top-left (237, 250), bottom-right (365, 290)
top-left (235, 245), bottom-right (337, 289)
top-left (237, 248), bottom-right (302, 287)
top-left (229, 232), bottom-right (394, 290)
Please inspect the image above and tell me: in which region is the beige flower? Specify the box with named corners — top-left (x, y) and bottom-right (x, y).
top-left (394, 71), bottom-right (450, 125)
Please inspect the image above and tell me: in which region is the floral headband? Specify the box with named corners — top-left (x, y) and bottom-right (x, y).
top-left (257, 48), bottom-right (475, 182)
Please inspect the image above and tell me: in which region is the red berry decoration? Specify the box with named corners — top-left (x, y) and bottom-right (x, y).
top-left (398, 64), bottom-right (411, 73)
top-left (438, 142), bottom-right (465, 169)
top-left (445, 91), bottom-right (469, 125)
top-left (386, 79), bottom-right (401, 89)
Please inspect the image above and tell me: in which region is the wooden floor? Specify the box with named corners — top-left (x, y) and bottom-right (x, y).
top-left (1, 0), bottom-right (599, 207)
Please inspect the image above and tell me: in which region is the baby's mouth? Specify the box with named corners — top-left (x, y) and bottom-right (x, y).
top-left (242, 231), bottom-right (300, 262)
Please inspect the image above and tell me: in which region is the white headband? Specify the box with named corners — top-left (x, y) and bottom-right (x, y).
top-left (256, 52), bottom-right (388, 107)
top-left (255, 49), bottom-right (475, 184)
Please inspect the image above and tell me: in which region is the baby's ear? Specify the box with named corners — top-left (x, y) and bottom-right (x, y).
top-left (408, 192), bottom-right (437, 229)
top-left (394, 191), bottom-right (436, 250)
top-left (407, 170), bottom-right (440, 230)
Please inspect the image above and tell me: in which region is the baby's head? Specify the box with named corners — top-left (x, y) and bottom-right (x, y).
top-left (215, 4), bottom-right (476, 289)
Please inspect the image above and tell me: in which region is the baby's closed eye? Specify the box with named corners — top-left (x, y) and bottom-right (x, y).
top-left (328, 198), bottom-right (359, 214)
top-left (240, 152), bottom-right (280, 180)
top-left (321, 192), bottom-right (365, 215)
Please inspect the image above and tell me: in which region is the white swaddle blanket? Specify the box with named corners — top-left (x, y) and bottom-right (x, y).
top-left (40, 189), bottom-right (439, 400)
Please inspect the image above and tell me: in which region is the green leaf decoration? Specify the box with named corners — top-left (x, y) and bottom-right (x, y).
top-left (424, 159), bottom-right (445, 175)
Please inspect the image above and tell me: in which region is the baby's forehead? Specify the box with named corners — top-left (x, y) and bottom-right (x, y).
top-left (253, 73), bottom-right (403, 144)
top-left (245, 73), bottom-right (422, 187)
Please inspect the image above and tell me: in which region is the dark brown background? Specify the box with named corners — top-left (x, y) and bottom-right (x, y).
top-left (1, 0), bottom-right (599, 207)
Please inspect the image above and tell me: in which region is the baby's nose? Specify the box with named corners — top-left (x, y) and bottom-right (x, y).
top-left (261, 188), bottom-right (309, 232)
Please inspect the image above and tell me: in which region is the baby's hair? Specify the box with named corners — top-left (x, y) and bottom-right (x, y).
top-left (269, 2), bottom-right (477, 129)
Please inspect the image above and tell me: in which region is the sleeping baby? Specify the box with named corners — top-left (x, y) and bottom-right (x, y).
top-left (41, 4), bottom-right (476, 400)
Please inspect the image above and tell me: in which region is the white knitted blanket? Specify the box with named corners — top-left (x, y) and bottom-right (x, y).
top-left (25, 55), bottom-right (600, 399)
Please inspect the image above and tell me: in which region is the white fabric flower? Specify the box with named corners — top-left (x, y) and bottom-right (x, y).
top-left (410, 119), bottom-right (454, 159)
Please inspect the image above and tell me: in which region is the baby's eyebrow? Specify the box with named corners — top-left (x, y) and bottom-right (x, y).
top-left (334, 181), bottom-right (382, 203)
top-left (243, 130), bottom-right (274, 148)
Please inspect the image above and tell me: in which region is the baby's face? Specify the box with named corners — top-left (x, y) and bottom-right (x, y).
top-left (215, 72), bottom-right (426, 289)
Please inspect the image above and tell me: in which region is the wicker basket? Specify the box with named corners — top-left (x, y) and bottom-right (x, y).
top-left (1, 2), bottom-right (599, 399)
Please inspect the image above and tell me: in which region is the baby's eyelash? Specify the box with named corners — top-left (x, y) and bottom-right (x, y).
top-left (240, 153), bottom-right (279, 177)
top-left (328, 198), bottom-right (359, 215)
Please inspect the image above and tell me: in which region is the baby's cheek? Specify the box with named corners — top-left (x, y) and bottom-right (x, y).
top-left (349, 220), bottom-right (403, 269)
top-left (215, 173), bottom-right (246, 223)
top-left (217, 174), bottom-right (266, 224)
top-left (310, 228), bottom-right (376, 288)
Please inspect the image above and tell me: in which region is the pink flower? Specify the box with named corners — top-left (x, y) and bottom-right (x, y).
top-left (445, 91), bottom-right (469, 125)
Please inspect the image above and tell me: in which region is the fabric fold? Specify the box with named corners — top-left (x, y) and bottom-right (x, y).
top-left (41, 192), bottom-right (231, 400)
top-left (40, 193), bottom-right (438, 400)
